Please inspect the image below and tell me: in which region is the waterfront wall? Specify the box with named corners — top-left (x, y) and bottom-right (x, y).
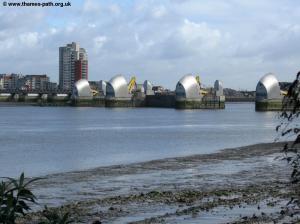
top-left (0, 93), bottom-right (225, 110)
top-left (176, 97), bottom-right (225, 109)
top-left (255, 100), bottom-right (282, 111)
top-left (145, 94), bottom-right (175, 108)
top-left (72, 97), bottom-right (106, 107)
top-left (255, 99), bottom-right (295, 111)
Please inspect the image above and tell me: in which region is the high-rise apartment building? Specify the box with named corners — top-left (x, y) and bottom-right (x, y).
top-left (75, 48), bottom-right (88, 81)
top-left (59, 42), bottom-right (88, 91)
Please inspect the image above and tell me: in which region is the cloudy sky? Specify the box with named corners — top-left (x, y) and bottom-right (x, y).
top-left (0, 0), bottom-right (299, 90)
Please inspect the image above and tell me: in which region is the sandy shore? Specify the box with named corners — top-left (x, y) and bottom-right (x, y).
top-left (19, 142), bottom-right (300, 223)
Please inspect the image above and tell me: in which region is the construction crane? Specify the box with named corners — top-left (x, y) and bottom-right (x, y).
top-left (281, 90), bottom-right (287, 96)
top-left (196, 75), bottom-right (201, 86)
top-left (128, 76), bottom-right (137, 93)
top-left (195, 75), bottom-right (208, 95)
top-left (91, 89), bottom-right (99, 96)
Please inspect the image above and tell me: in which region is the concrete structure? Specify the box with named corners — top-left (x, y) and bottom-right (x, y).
top-left (106, 75), bottom-right (131, 99)
top-left (99, 80), bottom-right (107, 96)
top-left (143, 80), bottom-right (154, 95)
top-left (0, 73), bottom-right (225, 110)
top-left (136, 84), bottom-right (144, 93)
top-left (255, 73), bottom-right (284, 111)
top-left (105, 75), bottom-right (132, 107)
top-left (59, 42), bottom-right (88, 91)
top-left (256, 73), bottom-right (281, 101)
top-left (72, 79), bottom-right (92, 98)
top-left (214, 80), bottom-right (224, 97)
top-left (175, 75), bottom-right (202, 100)
top-left (0, 93), bottom-right (11, 102)
top-left (174, 75), bottom-right (225, 109)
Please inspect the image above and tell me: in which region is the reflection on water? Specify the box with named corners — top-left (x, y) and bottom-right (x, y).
top-left (0, 103), bottom-right (280, 177)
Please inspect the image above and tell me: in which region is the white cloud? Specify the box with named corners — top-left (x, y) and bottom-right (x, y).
top-left (19, 32), bottom-right (39, 47)
top-left (152, 5), bottom-right (167, 18)
top-left (180, 19), bottom-right (221, 50)
top-left (88, 23), bottom-right (96, 28)
top-left (94, 36), bottom-right (107, 49)
top-left (109, 4), bottom-right (121, 15)
top-left (83, 0), bottom-right (101, 12)
top-left (0, 38), bottom-right (14, 51)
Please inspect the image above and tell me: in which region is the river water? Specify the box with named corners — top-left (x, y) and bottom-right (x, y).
top-left (0, 103), bottom-right (280, 177)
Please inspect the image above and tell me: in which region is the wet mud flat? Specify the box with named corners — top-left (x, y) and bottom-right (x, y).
top-left (20, 142), bottom-right (300, 223)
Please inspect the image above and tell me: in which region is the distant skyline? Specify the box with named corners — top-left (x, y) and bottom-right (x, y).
top-left (0, 0), bottom-right (299, 90)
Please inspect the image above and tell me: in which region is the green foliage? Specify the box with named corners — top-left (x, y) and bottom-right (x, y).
top-left (0, 173), bottom-right (73, 224)
top-left (0, 173), bottom-right (41, 224)
top-left (277, 72), bottom-right (300, 183)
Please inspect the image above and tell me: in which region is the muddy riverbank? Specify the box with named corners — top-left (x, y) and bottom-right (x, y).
top-left (19, 142), bottom-right (300, 223)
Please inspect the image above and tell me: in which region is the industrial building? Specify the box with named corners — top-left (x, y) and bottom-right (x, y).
top-left (175, 75), bottom-right (202, 100)
top-left (256, 73), bottom-right (282, 101)
top-left (0, 72), bottom-right (225, 110)
top-left (106, 75), bottom-right (131, 99)
top-left (255, 73), bottom-right (288, 111)
top-left (214, 80), bottom-right (224, 97)
top-left (98, 80), bottom-right (107, 96)
top-left (72, 79), bottom-right (92, 99)
top-left (143, 80), bottom-right (154, 95)
top-left (174, 74), bottom-right (225, 109)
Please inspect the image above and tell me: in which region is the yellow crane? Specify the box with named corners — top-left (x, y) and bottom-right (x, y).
top-left (91, 89), bottom-right (99, 96)
top-left (128, 76), bottom-right (137, 93)
top-left (196, 75), bottom-right (201, 86)
top-left (195, 75), bottom-right (208, 95)
top-left (281, 90), bottom-right (287, 96)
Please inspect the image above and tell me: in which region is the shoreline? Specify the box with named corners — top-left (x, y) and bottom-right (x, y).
top-left (40, 141), bottom-right (284, 178)
top-left (19, 141), bottom-right (299, 224)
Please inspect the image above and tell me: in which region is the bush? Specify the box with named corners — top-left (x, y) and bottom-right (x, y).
top-left (0, 173), bottom-right (73, 224)
top-left (0, 173), bottom-right (40, 224)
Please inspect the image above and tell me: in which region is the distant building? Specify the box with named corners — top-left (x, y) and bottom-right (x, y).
top-left (59, 42), bottom-right (88, 91)
top-left (75, 48), bottom-right (88, 81)
top-left (0, 74), bottom-right (23, 90)
top-left (152, 86), bottom-right (164, 93)
top-left (75, 60), bottom-right (88, 81)
top-left (47, 82), bottom-right (58, 91)
top-left (88, 81), bottom-right (101, 91)
top-left (22, 75), bottom-right (49, 91)
top-left (0, 74), bottom-right (57, 92)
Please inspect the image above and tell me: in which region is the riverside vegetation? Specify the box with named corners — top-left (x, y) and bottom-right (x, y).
top-left (0, 173), bottom-right (71, 224)
top-left (277, 71), bottom-right (300, 217)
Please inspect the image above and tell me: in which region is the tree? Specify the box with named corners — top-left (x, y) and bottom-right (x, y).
top-left (277, 71), bottom-right (300, 183)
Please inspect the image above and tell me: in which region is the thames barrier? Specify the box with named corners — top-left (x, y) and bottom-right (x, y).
top-left (0, 74), bottom-right (225, 110)
top-left (255, 73), bottom-right (289, 111)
